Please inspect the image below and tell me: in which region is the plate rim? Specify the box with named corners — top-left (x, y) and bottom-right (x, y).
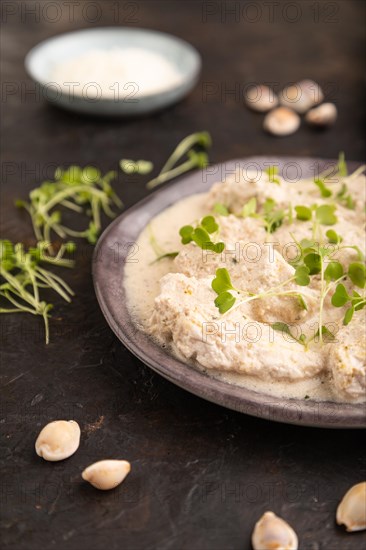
top-left (93, 156), bottom-right (366, 429)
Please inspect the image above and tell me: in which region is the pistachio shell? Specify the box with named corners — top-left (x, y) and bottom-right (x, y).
top-left (252, 511), bottom-right (298, 550)
top-left (336, 482), bottom-right (366, 532)
top-left (305, 103), bottom-right (337, 126)
top-left (35, 420), bottom-right (81, 461)
top-left (82, 459), bottom-right (131, 490)
top-left (245, 85), bottom-right (279, 112)
top-left (298, 79), bottom-right (324, 105)
top-left (280, 80), bottom-right (323, 113)
top-left (263, 107), bottom-right (300, 136)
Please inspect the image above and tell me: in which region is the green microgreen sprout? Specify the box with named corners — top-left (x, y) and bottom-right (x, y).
top-left (158, 131), bottom-right (212, 175)
top-left (326, 229), bottom-right (343, 244)
top-left (211, 267), bottom-right (308, 316)
top-left (264, 166), bottom-right (281, 185)
top-left (331, 264), bottom-right (365, 324)
top-left (336, 183), bottom-right (355, 209)
top-left (271, 322), bottom-right (307, 346)
top-left (316, 204), bottom-right (338, 225)
top-left (338, 151), bottom-right (348, 177)
top-left (16, 166), bottom-right (122, 246)
top-left (147, 224), bottom-right (179, 263)
top-left (0, 240), bottom-right (75, 344)
top-left (262, 198), bottom-right (286, 233)
top-left (240, 197), bottom-right (290, 233)
top-left (295, 203), bottom-right (337, 226)
top-left (314, 178), bottom-right (332, 198)
top-left (213, 203), bottom-right (229, 216)
top-left (152, 252), bottom-right (179, 263)
top-left (313, 153), bottom-right (366, 210)
top-left (241, 197), bottom-right (257, 218)
top-left (120, 159), bottom-right (153, 175)
top-left (212, 268), bottom-right (237, 313)
top-left (179, 216), bottom-right (225, 253)
top-left (146, 151), bottom-right (209, 190)
top-left (348, 262), bottom-right (366, 288)
top-left (146, 132), bottom-right (211, 190)
top-left (294, 205), bottom-right (312, 221)
top-left (294, 203), bottom-right (338, 244)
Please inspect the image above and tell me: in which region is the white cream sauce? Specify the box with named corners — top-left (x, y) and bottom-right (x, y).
top-left (124, 170), bottom-right (366, 403)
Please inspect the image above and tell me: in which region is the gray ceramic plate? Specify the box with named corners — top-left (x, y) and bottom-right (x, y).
top-left (25, 27), bottom-right (201, 116)
top-left (93, 157), bottom-right (366, 428)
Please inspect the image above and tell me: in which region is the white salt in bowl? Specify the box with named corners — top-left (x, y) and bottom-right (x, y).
top-left (25, 27), bottom-right (201, 116)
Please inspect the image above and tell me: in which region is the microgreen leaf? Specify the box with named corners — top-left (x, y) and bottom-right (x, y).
top-left (263, 199), bottom-right (285, 233)
top-left (336, 182), bottom-right (355, 209)
top-left (152, 251), bottom-right (179, 263)
top-left (314, 178), bottom-right (332, 198)
top-left (81, 166), bottom-right (101, 184)
top-left (179, 217), bottom-right (224, 253)
top-left (212, 268), bottom-right (235, 294)
top-left (241, 197), bottom-right (257, 218)
top-left (212, 242), bottom-right (225, 253)
top-left (300, 238), bottom-right (317, 252)
top-left (271, 322), bottom-right (293, 336)
top-left (331, 284), bottom-right (350, 307)
top-left (192, 227), bottom-right (210, 248)
top-left (264, 198), bottom-right (275, 214)
top-left (295, 265), bottom-right (310, 286)
top-left (271, 322), bottom-right (305, 345)
top-left (347, 245), bottom-right (364, 261)
top-left (214, 291), bottom-right (236, 314)
top-left (213, 203), bottom-right (229, 216)
top-left (295, 205), bottom-right (312, 221)
top-left (348, 262), bottom-right (366, 288)
top-left (179, 225), bottom-right (194, 244)
top-left (297, 295), bottom-right (308, 310)
top-left (136, 160), bottom-right (153, 174)
top-left (324, 261), bottom-right (344, 282)
top-left (120, 159), bottom-right (153, 175)
top-left (315, 204), bottom-right (337, 225)
top-left (315, 325), bottom-right (335, 342)
top-left (201, 215), bottom-right (219, 234)
top-left (343, 306), bottom-right (354, 325)
top-left (304, 253), bottom-right (322, 275)
top-left (326, 229), bottom-right (342, 244)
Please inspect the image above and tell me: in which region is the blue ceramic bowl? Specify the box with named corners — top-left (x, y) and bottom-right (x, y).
top-left (25, 27), bottom-right (201, 116)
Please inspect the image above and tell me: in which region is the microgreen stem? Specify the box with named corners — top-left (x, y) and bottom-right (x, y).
top-left (147, 155), bottom-right (204, 190)
top-left (60, 200), bottom-right (83, 213)
top-left (41, 186), bottom-right (106, 214)
top-left (159, 132), bottom-right (211, 175)
top-left (1, 290), bottom-right (38, 315)
top-left (318, 257), bottom-right (325, 345)
top-left (148, 224), bottom-right (165, 257)
top-left (57, 225), bottom-right (88, 238)
top-left (42, 307), bottom-right (51, 345)
top-left (222, 288), bottom-right (307, 317)
top-left (344, 165), bottom-right (366, 182)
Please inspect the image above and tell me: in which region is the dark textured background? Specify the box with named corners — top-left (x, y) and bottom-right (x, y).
top-left (1, 1), bottom-right (365, 549)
